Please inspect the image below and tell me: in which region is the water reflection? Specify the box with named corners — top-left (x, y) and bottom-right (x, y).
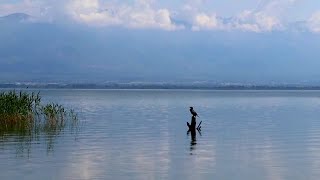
top-left (187, 129), bottom-right (202, 156)
top-left (0, 115), bottom-right (81, 157)
top-left (0, 130), bottom-right (78, 157)
top-left (188, 129), bottom-right (197, 154)
top-left (2, 90), bottom-right (320, 180)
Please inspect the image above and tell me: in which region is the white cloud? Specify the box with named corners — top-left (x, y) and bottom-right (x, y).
top-left (65, 0), bottom-right (284, 32)
top-left (308, 11), bottom-right (320, 33)
top-left (192, 13), bottom-right (220, 31)
top-left (66, 0), bottom-right (121, 26)
top-left (0, 0), bottom-right (316, 33)
top-left (184, 0), bottom-right (294, 32)
top-left (256, 13), bottom-right (282, 31)
top-left (66, 0), bottom-right (183, 31)
top-left (188, 10), bottom-right (281, 32)
top-left (64, 0), bottom-right (280, 32)
top-left (233, 10), bottom-right (282, 32)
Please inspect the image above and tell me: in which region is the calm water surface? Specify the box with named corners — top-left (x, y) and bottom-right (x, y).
top-left (1, 89), bottom-right (320, 180)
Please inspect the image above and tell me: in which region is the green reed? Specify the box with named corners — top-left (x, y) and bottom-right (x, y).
top-left (0, 90), bottom-right (78, 135)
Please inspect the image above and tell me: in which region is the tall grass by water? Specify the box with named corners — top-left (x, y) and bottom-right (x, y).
top-left (0, 90), bottom-right (78, 135)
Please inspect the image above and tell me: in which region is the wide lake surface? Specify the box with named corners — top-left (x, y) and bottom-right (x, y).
top-left (1, 89), bottom-right (320, 179)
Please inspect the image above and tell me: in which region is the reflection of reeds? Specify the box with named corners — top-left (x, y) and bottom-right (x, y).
top-left (0, 90), bottom-right (79, 135)
top-left (0, 90), bottom-right (81, 156)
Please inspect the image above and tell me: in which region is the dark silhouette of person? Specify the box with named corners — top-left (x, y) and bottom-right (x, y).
top-left (190, 107), bottom-right (199, 117)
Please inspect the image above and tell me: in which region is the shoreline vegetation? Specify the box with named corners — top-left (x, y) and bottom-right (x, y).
top-left (1, 83), bottom-right (320, 90)
top-left (0, 90), bottom-right (78, 135)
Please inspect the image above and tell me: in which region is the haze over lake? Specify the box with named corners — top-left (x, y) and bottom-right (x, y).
top-left (1, 89), bottom-right (320, 180)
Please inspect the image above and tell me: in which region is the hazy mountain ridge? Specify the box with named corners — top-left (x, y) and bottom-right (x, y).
top-left (1, 13), bottom-right (320, 84)
top-left (0, 13), bottom-right (34, 23)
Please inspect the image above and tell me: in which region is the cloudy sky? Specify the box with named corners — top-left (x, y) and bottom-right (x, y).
top-left (1, 0), bottom-right (320, 33)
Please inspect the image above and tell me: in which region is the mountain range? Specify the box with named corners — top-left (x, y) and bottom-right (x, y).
top-left (1, 13), bottom-right (320, 85)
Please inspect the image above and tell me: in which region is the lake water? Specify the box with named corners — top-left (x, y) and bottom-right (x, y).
top-left (1, 89), bottom-right (320, 180)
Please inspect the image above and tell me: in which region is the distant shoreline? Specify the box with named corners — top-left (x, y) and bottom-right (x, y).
top-left (2, 83), bottom-right (320, 90)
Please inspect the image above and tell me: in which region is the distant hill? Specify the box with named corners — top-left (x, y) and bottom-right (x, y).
top-left (0, 13), bottom-right (33, 23)
top-left (1, 13), bottom-right (320, 84)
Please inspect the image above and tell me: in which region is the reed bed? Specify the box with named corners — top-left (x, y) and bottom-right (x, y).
top-left (0, 90), bottom-right (78, 135)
